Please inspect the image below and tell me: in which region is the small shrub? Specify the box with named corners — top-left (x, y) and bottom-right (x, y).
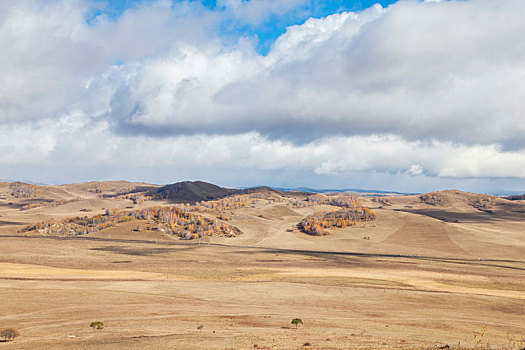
top-left (90, 321), bottom-right (104, 330)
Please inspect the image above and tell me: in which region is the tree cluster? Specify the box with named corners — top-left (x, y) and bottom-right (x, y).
top-left (420, 193), bottom-right (444, 205)
top-left (22, 205), bottom-right (242, 239)
top-left (292, 194), bottom-right (360, 209)
top-left (21, 189), bottom-right (285, 238)
top-left (191, 192), bottom-right (283, 213)
top-left (9, 182), bottom-right (43, 199)
top-left (0, 328), bottom-right (19, 342)
top-left (299, 207), bottom-right (376, 236)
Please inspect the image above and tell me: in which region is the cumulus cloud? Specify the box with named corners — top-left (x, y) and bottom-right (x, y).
top-left (0, 0), bottom-right (219, 123)
top-left (2, 0), bottom-right (525, 188)
top-left (106, 0), bottom-right (525, 149)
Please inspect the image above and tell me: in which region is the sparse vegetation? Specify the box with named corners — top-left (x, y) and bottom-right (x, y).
top-left (93, 184), bottom-right (105, 194)
top-left (19, 199), bottom-right (76, 211)
top-left (471, 196), bottom-right (494, 213)
top-left (125, 193), bottom-right (147, 204)
top-left (371, 197), bottom-right (392, 206)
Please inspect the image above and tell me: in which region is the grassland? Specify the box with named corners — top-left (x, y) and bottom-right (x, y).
top-left (0, 182), bottom-right (524, 349)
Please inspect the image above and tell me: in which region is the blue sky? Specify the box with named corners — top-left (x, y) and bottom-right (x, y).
top-left (2, 0), bottom-right (525, 192)
top-left (95, 0), bottom-right (397, 54)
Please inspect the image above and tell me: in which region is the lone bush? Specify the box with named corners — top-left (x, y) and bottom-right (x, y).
top-left (0, 328), bottom-right (19, 342)
top-left (291, 318), bottom-right (303, 329)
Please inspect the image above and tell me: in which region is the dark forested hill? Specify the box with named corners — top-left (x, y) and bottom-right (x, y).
top-left (150, 181), bottom-right (236, 203)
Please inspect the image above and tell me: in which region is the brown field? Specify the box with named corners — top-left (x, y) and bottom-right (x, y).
top-left (0, 183), bottom-right (524, 349)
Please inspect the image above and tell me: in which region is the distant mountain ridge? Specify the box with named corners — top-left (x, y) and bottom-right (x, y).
top-left (504, 194), bottom-right (525, 201)
top-left (5, 178), bottom-right (521, 199)
top-left (271, 186), bottom-right (416, 196)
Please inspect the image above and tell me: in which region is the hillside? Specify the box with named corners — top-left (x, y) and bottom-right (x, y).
top-left (0, 181), bottom-right (77, 202)
top-left (60, 180), bottom-right (160, 198)
top-left (150, 180), bottom-right (236, 203)
top-left (373, 189), bottom-right (525, 223)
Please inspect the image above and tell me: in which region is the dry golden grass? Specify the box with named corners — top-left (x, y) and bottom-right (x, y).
top-left (0, 184), bottom-right (524, 349)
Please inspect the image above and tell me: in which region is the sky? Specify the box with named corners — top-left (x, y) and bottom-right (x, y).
top-left (1, 0), bottom-right (525, 193)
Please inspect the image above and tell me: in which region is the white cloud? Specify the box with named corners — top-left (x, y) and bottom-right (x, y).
top-left (407, 165), bottom-right (424, 176)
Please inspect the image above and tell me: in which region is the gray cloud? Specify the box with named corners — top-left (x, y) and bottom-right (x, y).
top-left (2, 113), bottom-right (525, 181)
top-left (103, 0), bottom-right (525, 149)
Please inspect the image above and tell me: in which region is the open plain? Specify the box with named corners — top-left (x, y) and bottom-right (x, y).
top-left (0, 182), bottom-right (524, 349)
